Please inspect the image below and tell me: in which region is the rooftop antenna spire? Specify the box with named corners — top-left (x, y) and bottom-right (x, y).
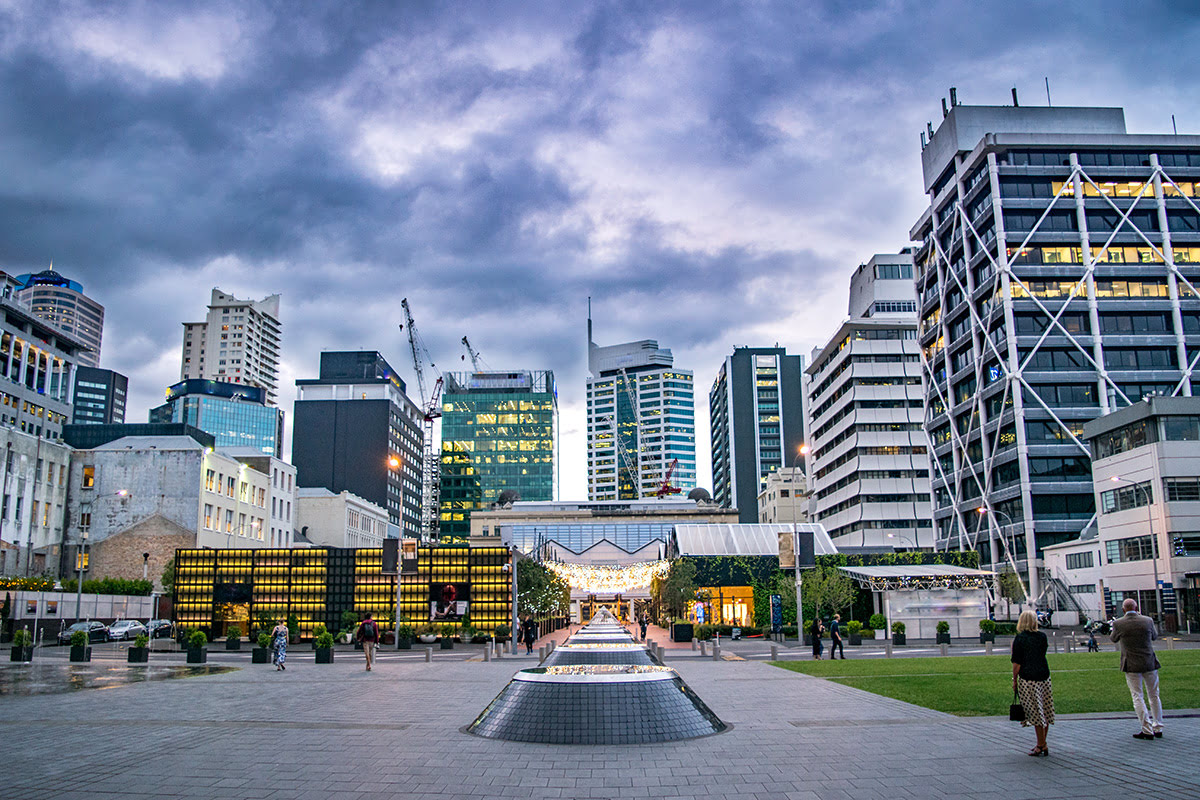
top-left (1012, 87), bottom-right (1019, 107)
top-left (1173, 114), bottom-right (1178, 135)
top-left (1044, 77), bottom-right (1051, 106)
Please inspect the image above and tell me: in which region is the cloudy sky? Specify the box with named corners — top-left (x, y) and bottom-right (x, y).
top-left (0, 0), bottom-right (1196, 497)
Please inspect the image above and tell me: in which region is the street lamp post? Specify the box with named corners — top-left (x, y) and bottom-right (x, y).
top-left (791, 444), bottom-right (809, 645)
top-left (1111, 476), bottom-right (1162, 628)
top-left (74, 530), bottom-right (88, 621)
top-left (886, 533), bottom-right (915, 549)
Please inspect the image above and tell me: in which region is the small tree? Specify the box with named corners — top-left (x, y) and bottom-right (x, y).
top-left (998, 569), bottom-right (1026, 603)
top-left (802, 566), bottom-right (856, 619)
top-left (160, 558), bottom-right (175, 594)
top-left (516, 560), bottom-right (570, 618)
top-left (653, 559), bottom-right (698, 620)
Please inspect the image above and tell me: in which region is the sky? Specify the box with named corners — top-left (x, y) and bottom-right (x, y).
top-left (0, 0), bottom-right (1197, 499)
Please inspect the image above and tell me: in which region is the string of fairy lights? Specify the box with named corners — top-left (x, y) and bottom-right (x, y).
top-left (545, 559), bottom-right (671, 594)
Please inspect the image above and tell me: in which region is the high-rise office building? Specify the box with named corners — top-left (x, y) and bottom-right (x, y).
top-left (0, 272), bottom-right (84, 438)
top-left (16, 269), bottom-right (105, 368)
top-left (912, 100), bottom-right (1200, 597)
top-left (805, 253), bottom-right (932, 549)
top-left (438, 370), bottom-right (558, 540)
top-left (586, 315), bottom-right (696, 500)
top-left (149, 379), bottom-right (283, 458)
top-left (292, 351), bottom-right (424, 536)
top-left (72, 367), bottom-right (128, 425)
top-left (180, 288), bottom-right (282, 404)
top-left (709, 346), bottom-right (805, 522)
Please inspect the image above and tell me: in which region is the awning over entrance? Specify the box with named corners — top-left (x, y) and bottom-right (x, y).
top-left (838, 564), bottom-right (996, 591)
top-left (672, 524), bottom-right (837, 557)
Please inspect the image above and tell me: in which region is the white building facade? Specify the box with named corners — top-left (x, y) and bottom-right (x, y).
top-left (587, 323), bottom-right (696, 500)
top-left (757, 467), bottom-right (809, 524)
top-left (0, 428), bottom-right (72, 576)
top-left (181, 288), bottom-right (282, 404)
top-left (295, 487), bottom-right (389, 548)
top-left (805, 253), bottom-right (933, 549)
top-left (15, 269), bottom-right (105, 368)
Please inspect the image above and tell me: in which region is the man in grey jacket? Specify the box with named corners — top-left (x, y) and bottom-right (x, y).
top-left (1110, 598), bottom-right (1163, 740)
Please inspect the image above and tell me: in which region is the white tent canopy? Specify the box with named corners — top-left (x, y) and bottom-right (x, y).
top-left (838, 564), bottom-right (995, 591)
top-left (671, 523), bottom-right (837, 558)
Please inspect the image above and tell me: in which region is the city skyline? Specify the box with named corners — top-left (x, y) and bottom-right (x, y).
top-left (0, 2), bottom-right (1196, 499)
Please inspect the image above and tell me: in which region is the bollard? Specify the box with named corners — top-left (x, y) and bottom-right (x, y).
top-left (985, 641), bottom-right (993, 656)
top-left (1168, 636), bottom-right (1176, 650)
top-left (699, 640), bottom-right (707, 656)
top-left (885, 642), bottom-right (893, 658)
top-left (691, 638), bottom-right (697, 651)
top-left (495, 640), bottom-right (503, 659)
top-left (657, 644), bottom-right (665, 662)
top-left (538, 645), bottom-right (547, 664)
top-left (1052, 634), bottom-right (1059, 654)
top-left (484, 646), bottom-right (492, 662)
top-left (940, 643), bottom-right (949, 657)
top-left (425, 646), bottom-right (433, 662)
top-left (712, 643), bottom-right (721, 661)
top-left (771, 644), bottom-right (778, 661)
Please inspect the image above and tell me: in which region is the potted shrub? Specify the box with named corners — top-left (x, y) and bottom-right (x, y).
top-left (396, 623), bottom-right (415, 650)
top-left (868, 614), bottom-right (887, 640)
top-left (936, 620), bottom-right (951, 644)
top-left (891, 621), bottom-right (906, 646)
top-left (225, 624), bottom-right (242, 651)
top-left (69, 629), bottom-right (92, 662)
top-left (979, 619), bottom-right (996, 644)
top-left (671, 619), bottom-right (694, 643)
top-left (417, 625), bottom-right (437, 644)
top-left (128, 633), bottom-right (150, 663)
top-left (439, 623), bottom-right (454, 650)
top-left (10, 628), bottom-right (33, 662)
top-left (287, 614), bottom-right (300, 644)
top-left (493, 623), bottom-right (510, 643)
top-left (253, 631), bottom-right (272, 664)
top-left (311, 623), bottom-right (328, 650)
top-left (187, 630), bottom-right (208, 664)
top-left (315, 631), bottom-right (335, 664)
top-left (847, 620), bottom-right (863, 646)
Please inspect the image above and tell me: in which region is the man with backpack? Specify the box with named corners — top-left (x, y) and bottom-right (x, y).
top-left (356, 612), bottom-right (380, 672)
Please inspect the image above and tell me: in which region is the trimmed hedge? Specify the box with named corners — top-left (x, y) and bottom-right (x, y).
top-left (59, 577), bottom-right (153, 596)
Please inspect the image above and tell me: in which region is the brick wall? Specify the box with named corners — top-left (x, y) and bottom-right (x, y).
top-left (87, 515), bottom-right (197, 589)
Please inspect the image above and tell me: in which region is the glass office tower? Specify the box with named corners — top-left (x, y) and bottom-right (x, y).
top-left (150, 379), bottom-right (283, 458)
top-left (439, 370), bottom-right (557, 540)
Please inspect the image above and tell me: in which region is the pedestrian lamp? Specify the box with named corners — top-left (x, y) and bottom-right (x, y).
top-left (791, 444), bottom-right (809, 643)
top-left (388, 456), bottom-right (401, 470)
top-left (1110, 476), bottom-right (1162, 627)
top-left (142, 552), bottom-right (150, 581)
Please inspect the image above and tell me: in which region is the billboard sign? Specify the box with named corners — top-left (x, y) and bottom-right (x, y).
top-left (430, 582), bottom-right (470, 621)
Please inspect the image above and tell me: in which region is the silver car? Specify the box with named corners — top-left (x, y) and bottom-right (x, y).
top-left (107, 620), bottom-right (148, 641)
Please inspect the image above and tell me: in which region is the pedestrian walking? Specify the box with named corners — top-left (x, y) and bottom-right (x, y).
top-left (1087, 630), bottom-right (1099, 652)
top-left (1011, 610), bottom-right (1055, 757)
top-left (811, 617), bottom-right (824, 660)
top-left (1110, 598), bottom-right (1163, 740)
top-left (639, 613), bottom-right (648, 642)
top-left (829, 613), bottom-right (846, 660)
top-left (521, 615), bottom-right (537, 655)
top-left (356, 612), bottom-right (379, 672)
top-left (271, 619), bottom-right (289, 671)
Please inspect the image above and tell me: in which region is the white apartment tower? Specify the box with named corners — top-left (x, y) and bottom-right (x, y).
top-left (16, 269), bottom-right (105, 368)
top-left (586, 313), bottom-right (696, 500)
top-left (181, 289), bottom-right (282, 404)
top-left (805, 252), bottom-right (933, 549)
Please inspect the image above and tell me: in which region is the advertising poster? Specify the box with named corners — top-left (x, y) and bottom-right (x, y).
top-left (430, 582), bottom-right (470, 621)
top-left (770, 594), bottom-right (783, 633)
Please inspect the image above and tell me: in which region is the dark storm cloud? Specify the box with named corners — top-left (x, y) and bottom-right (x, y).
top-left (1, 0), bottom-right (1198, 490)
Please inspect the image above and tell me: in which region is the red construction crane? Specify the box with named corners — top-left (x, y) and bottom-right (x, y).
top-left (655, 458), bottom-right (682, 498)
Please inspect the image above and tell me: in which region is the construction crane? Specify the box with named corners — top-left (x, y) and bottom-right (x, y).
top-left (598, 414), bottom-right (639, 498)
top-left (461, 336), bottom-right (484, 371)
top-left (617, 367), bottom-right (643, 495)
top-left (655, 458), bottom-right (682, 498)
top-left (400, 298), bottom-right (443, 539)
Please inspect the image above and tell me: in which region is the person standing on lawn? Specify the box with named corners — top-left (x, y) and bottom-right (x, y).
top-left (829, 614), bottom-right (845, 660)
top-left (1111, 597), bottom-right (1163, 740)
top-left (1011, 610), bottom-right (1055, 757)
top-left (810, 616), bottom-right (824, 660)
top-left (356, 612), bottom-right (379, 672)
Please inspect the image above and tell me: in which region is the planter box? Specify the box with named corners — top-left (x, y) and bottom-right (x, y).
top-left (187, 647), bottom-right (207, 664)
top-left (252, 647), bottom-right (271, 664)
top-left (225, 639), bottom-right (242, 651)
top-left (69, 645), bottom-right (92, 663)
top-left (893, 633), bottom-right (906, 646)
top-left (396, 637), bottom-right (412, 650)
top-left (381, 632), bottom-right (395, 646)
top-left (315, 647), bottom-right (334, 664)
top-left (979, 632), bottom-right (995, 644)
top-left (10, 646), bottom-right (33, 662)
top-left (418, 635), bottom-right (437, 644)
top-left (439, 638), bottom-right (454, 650)
top-left (848, 634), bottom-right (862, 646)
top-left (936, 633), bottom-right (951, 645)
top-left (671, 623), bottom-right (694, 643)
top-left (127, 647), bottom-right (149, 663)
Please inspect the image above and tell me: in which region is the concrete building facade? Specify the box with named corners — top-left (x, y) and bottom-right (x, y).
top-left (72, 367), bottom-right (128, 425)
top-left (180, 288), bottom-right (282, 404)
top-left (805, 253), bottom-right (932, 550)
top-left (292, 351), bottom-right (424, 536)
top-left (16, 269), bottom-right (105, 368)
top-left (296, 487), bottom-right (389, 548)
top-left (0, 428), bottom-right (72, 577)
top-left (587, 318), bottom-right (696, 500)
top-left (710, 346), bottom-right (805, 522)
top-left (757, 467), bottom-right (809, 525)
top-left (912, 101), bottom-right (1200, 598)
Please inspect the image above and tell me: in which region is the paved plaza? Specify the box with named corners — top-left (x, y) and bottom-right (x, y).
top-left (3, 637), bottom-right (1199, 800)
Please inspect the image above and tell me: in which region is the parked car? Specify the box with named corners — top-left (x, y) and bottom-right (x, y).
top-left (57, 621), bottom-right (109, 645)
top-left (147, 620), bottom-right (174, 639)
top-left (107, 620), bottom-right (148, 641)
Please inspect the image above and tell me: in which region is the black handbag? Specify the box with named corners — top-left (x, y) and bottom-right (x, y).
top-left (1009, 689), bottom-right (1025, 722)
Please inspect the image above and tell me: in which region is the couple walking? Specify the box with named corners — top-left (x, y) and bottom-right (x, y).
top-left (1011, 598), bottom-right (1164, 757)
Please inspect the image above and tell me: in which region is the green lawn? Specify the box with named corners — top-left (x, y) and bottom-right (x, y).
top-left (770, 650), bottom-right (1200, 716)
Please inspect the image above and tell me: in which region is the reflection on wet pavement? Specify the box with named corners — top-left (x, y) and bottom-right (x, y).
top-left (0, 664), bottom-right (236, 696)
